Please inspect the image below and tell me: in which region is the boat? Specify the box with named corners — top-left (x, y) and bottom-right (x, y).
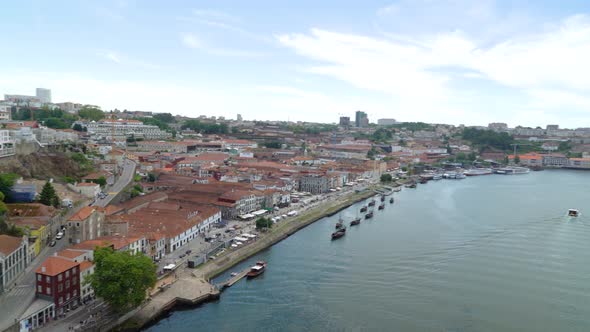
top-left (432, 174), bottom-right (443, 180)
top-left (230, 272), bottom-right (238, 277)
top-left (246, 261), bottom-right (267, 278)
top-left (360, 206), bottom-right (367, 213)
top-left (368, 200), bottom-right (376, 207)
top-left (378, 204), bottom-right (385, 210)
top-left (405, 183), bottom-right (417, 188)
top-left (365, 211), bottom-right (374, 219)
top-left (393, 187), bottom-right (402, 192)
top-left (335, 214), bottom-right (344, 229)
top-left (331, 227), bottom-right (346, 240)
top-left (380, 196), bottom-right (385, 202)
top-left (494, 166), bottom-right (530, 175)
top-left (350, 218), bottom-right (361, 226)
top-left (455, 173), bottom-right (466, 179)
top-left (464, 168), bottom-right (493, 176)
top-left (568, 209), bottom-right (580, 217)
top-left (389, 197), bottom-right (394, 204)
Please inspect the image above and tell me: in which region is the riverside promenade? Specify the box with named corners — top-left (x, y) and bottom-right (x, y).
top-left (120, 188), bottom-right (376, 331)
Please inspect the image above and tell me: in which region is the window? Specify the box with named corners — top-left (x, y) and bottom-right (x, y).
top-left (73, 290), bottom-right (77, 297)
top-left (73, 267), bottom-right (77, 273)
top-left (37, 285), bottom-right (42, 292)
top-left (46, 276), bottom-right (50, 283)
top-left (47, 287), bottom-right (51, 295)
top-left (58, 284), bottom-right (63, 292)
top-left (58, 274), bottom-right (62, 282)
top-left (76, 223), bottom-right (80, 227)
top-left (66, 280), bottom-right (70, 289)
top-left (59, 297), bottom-right (63, 304)
top-left (65, 271), bottom-right (70, 278)
top-left (37, 275), bottom-right (41, 282)
top-left (66, 293), bottom-right (70, 301)
top-left (73, 278), bottom-right (77, 285)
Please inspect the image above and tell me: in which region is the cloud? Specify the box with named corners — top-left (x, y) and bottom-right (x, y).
top-left (181, 33), bottom-right (201, 49)
top-left (97, 49), bottom-right (162, 69)
top-left (276, 14), bottom-right (590, 126)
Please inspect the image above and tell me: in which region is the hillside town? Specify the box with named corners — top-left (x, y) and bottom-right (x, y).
top-left (2, 89), bottom-right (590, 331)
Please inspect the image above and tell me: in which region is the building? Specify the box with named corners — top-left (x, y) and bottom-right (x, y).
top-left (67, 206), bottom-right (105, 244)
top-left (377, 118), bottom-right (397, 126)
top-left (0, 104), bottom-right (11, 120)
top-left (237, 114), bottom-right (243, 122)
top-left (546, 125), bottom-right (559, 131)
top-left (0, 130), bottom-right (16, 158)
top-left (0, 235), bottom-right (30, 294)
top-left (35, 88), bottom-right (51, 104)
top-left (72, 182), bottom-right (101, 198)
top-left (299, 174), bottom-right (329, 194)
top-left (35, 256), bottom-right (80, 314)
top-left (488, 123), bottom-right (508, 131)
top-left (568, 157), bottom-right (590, 169)
top-left (339, 116), bottom-right (350, 127)
top-left (86, 119), bottom-right (171, 141)
top-left (355, 111), bottom-right (369, 128)
top-left (542, 154), bottom-right (569, 167)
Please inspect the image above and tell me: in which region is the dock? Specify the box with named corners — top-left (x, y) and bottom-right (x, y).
top-left (217, 268), bottom-right (250, 290)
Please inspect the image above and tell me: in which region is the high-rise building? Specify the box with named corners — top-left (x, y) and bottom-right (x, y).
top-left (377, 118), bottom-right (396, 126)
top-left (355, 111), bottom-right (368, 128)
top-left (36, 88), bottom-right (51, 104)
top-left (237, 114), bottom-right (243, 122)
top-left (339, 116), bottom-right (350, 127)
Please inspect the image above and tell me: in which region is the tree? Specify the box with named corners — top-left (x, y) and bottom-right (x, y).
top-left (256, 217), bottom-right (273, 230)
top-left (0, 173), bottom-right (18, 201)
top-left (39, 181), bottom-right (59, 207)
top-left (514, 155), bottom-right (520, 164)
top-left (72, 123), bottom-right (84, 132)
top-left (78, 107), bottom-right (105, 121)
top-left (380, 174), bottom-right (393, 183)
top-left (468, 152), bottom-right (477, 161)
top-left (152, 113), bottom-right (175, 123)
top-left (0, 192), bottom-right (7, 215)
top-left (88, 247), bottom-right (156, 312)
top-left (94, 176), bottom-right (107, 187)
top-left (263, 141), bottom-right (281, 149)
top-left (147, 173), bottom-right (157, 182)
top-left (503, 155), bottom-right (509, 165)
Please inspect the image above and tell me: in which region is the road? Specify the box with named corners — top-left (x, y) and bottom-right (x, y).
top-left (94, 159), bottom-right (136, 207)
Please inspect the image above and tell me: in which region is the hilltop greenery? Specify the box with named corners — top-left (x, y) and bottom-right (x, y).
top-left (11, 105), bottom-right (104, 129)
top-left (462, 128), bottom-right (514, 151)
top-left (182, 120), bottom-right (228, 134)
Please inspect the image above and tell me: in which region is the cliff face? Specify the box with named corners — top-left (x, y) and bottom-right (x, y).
top-left (0, 152), bottom-right (88, 180)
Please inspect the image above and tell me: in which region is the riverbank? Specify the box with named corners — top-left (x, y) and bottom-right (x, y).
top-left (116, 187), bottom-right (377, 331)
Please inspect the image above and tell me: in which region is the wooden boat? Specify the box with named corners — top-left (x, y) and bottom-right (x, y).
top-left (568, 209), bottom-right (580, 217)
top-left (380, 196), bottom-right (385, 202)
top-left (350, 218), bottom-right (361, 226)
top-left (246, 261), bottom-right (267, 278)
top-left (331, 227), bottom-right (346, 240)
top-left (360, 206), bottom-right (367, 212)
top-left (389, 197), bottom-right (394, 204)
top-left (365, 211), bottom-right (373, 219)
top-left (378, 204), bottom-right (385, 210)
top-left (368, 200), bottom-right (376, 207)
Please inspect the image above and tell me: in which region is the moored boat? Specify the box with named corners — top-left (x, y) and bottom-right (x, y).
top-left (350, 218), bottom-right (361, 226)
top-left (360, 206), bottom-right (367, 212)
top-left (494, 166), bottom-right (530, 175)
top-left (378, 204), bottom-right (385, 210)
top-left (389, 197), bottom-right (394, 204)
top-left (464, 168), bottom-right (493, 176)
top-left (331, 227), bottom-right (346, 240)
top-left (380, 196), bottom-right (385, 202)
top-left (432, 174), bottom-right (443, 180)
top-left (246, 261), bottom-right (267, 278)
top-left (365, 211), bottom-right (374, 219)
top-left (368, 200), bottom-right (376, 207)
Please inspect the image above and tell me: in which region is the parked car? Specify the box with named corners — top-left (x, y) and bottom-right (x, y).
top-left (49, 240), bottom-right (56, 247)
top-left (185, 250), bottom-right (192, 255)
top-left (56, 232), bottom-right (64, 240)
top-left (179, 254), bottom-right (186, 258)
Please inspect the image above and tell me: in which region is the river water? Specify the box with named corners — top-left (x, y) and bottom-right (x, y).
top-left (146, 170), bottom-right (590, 332)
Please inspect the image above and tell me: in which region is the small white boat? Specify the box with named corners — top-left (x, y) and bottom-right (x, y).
top-left (231, 272), bottom-right (238, 277)
top-left (568, 209), bottom-right (580, 217)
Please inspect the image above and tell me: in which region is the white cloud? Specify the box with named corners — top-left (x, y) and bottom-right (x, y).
top-left (181, 33), bottom-right (201, 49)
top-left (277, 14), bottom-right (590, 126)
top-left (97, 49), bottom-right (161, 69)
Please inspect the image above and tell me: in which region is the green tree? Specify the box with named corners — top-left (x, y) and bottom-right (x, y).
top-left (468, 152), bottom-right (477, 161)
top-left (88, 247), bottom-right (156, 312)
top-left (0, 192), bottom-right (7, 215)
top-left (94, 176), bottom-right (107, 187)
top-left (39, 181), bottom-right (58, 207)
top-left (514, 155), bottom-right (520, 164)
top-left (0, 173), bottom-right (18, 201)
top-left (263, 141), bottom-right (281, 149)
top-left (72, 123), bottom-right (84, 132)
top-left (147, 173), bottom-right (157, 182)
top-left (503, 155), bottom-right (509, 165)
top-left (78, 107), bottom-right (105, 121)
top-left (256, 217), bottom-right (273, 230)
top-left (152, 113), bottom-right (175, 123)
top-left (380, 174), bottom-right (393, 183)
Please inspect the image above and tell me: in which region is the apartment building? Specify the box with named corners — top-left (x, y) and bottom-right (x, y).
top-left (0, 235), bottom-right (30, 294)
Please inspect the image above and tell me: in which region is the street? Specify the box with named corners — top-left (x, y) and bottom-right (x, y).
top-left (94, 159), bottom-right (136, 207)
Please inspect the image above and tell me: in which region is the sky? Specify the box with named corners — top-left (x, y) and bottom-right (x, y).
top-left (2, 0), bottom-right (590, 128)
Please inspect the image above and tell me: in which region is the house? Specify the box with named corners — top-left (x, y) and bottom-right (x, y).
top-left (0, 235), bottom-right (30, 294)
top-left (67, 206), bottom-right (105, 244)
top-left (35, 256), bottom-right (80, 315)
top-left (541, 142), bottom-right (559, 151)
top-left (73, 182), bottom-right (100, 198)
top-left (79, 261), bottom-right (95, 302)
top-left (7, 203), bottom-right (56, 256)
top-left (542, 154), bottom-right (569, 167)
top-left (299, 174), bottom-right (329, 194)
top-left (568, 157), bottom-right (590, 169)
top-left (82, 170), bottom-right (114, 186)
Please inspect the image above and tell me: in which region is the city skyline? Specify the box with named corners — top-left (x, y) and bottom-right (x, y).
top-left (2, 1), bottom-right (590, 127)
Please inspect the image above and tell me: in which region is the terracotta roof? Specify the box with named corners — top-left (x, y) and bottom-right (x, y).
top-left (0, 235), bottom-right (24, 256)
top-left (68, 206), bottom-right (97, 221)
top-left (56, 249), bottom-right (88, 260)
top-left (76, 182), bottom-right (99, 187)
top-left (79, 261), bottom-right (94, 272)
top-left (36, 256), bottom-right (79, 276)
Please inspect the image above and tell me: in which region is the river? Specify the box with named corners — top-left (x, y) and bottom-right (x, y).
top-left (146, 170), bottom-right (590, 332)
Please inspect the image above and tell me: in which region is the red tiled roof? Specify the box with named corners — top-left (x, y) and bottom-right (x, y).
top-left (0, 235), bottom-right (23, 255)
top-left (36, 256), bottom-right (79, 276)
top-left (68, 206), bottom-right (97, 221)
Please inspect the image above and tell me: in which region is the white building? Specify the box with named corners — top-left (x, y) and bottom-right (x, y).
top-left (0, 104), bottom-right (11, 120)
top-left (0, 130), bottom-right (16, 158)
top-left (36, 88), bottom-right (52, 104)
top-left (0, 235), bottom-right (30, 294)
top-left (377, 118), bottom-right (397, 126)
top-left (86, 119), bottom-right (171, 141)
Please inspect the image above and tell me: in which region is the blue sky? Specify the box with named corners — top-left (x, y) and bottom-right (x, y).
top-left (2, 0), bottom-right (590, 127)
